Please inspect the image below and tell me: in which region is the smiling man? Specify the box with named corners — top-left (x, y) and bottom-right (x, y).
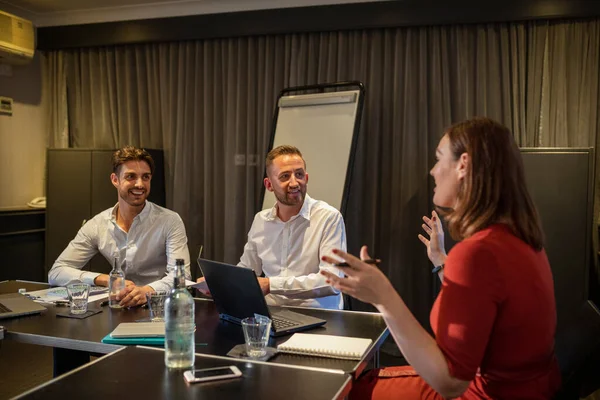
top-left (233, 145), bottom-right (347, 309)
top-left (48, 146), bottom-right (191, 308)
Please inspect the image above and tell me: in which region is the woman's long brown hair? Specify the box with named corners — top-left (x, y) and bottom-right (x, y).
top-left (445, 117), bottom-right (544, 251)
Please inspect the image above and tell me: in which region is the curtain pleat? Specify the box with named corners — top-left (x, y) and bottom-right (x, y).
top-left (41, 51), bottom-right (69, 148)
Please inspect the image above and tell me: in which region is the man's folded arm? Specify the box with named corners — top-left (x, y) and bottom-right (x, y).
top-left (48, 221), bottom-right (101, 286)
top-left (157, 215), bottom-right (192, 292)
top-left (149, 260), bottom-right (191, 293)
top-left (269, 265), bottom-right (343, 298)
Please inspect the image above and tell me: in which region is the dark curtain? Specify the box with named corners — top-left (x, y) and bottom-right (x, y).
top-left (42, 19), bottom-right (600, 331)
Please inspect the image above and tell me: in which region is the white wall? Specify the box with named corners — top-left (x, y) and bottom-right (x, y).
top-left (0, 54), bottom-right (47, 208)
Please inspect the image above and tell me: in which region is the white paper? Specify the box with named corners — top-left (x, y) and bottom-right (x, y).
top-left (89, 293), bottom-right (109, 302)
top-left (25, 287), bottom-right (108, 304)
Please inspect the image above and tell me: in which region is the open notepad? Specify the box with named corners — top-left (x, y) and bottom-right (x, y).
top-left (277, 333), bottom-right (372, 360)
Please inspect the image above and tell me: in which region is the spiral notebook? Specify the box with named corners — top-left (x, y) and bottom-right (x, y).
top-left (277, 333), bottom-right (372, 360)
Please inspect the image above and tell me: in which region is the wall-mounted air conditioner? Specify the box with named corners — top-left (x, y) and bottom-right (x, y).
top-left (0, 10), bottom-right (35, 65)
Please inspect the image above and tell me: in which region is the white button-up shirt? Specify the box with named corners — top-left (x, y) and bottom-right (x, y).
top-left (238, 194), bottom-right (346, 309)
top-left (48, 201), bottom-right (191, 292)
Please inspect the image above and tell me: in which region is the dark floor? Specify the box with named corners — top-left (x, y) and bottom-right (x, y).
top-left (0, 341), bottom-right (53, 400)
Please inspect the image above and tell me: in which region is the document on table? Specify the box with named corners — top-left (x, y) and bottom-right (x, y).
top-left (25, 281), bottom-right (197, 305)
top-left (25, 287), bottom-right (108, 304)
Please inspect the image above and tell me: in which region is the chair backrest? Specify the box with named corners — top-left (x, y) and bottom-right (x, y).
top-left (553, 300), bottom-right (600, 398)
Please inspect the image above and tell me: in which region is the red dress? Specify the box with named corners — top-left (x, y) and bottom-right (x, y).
top-left (351, 224), bottom-right (561, 399)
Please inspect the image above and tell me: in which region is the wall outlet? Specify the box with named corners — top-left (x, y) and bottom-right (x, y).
top-left (234, 154), bottom-right (246, 166)
top-left (247, 154), bottom-right (259, 166)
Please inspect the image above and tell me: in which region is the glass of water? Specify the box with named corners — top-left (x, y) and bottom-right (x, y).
top-left (241, 315), bottom-right (271, 358)
top-left (146, 291), bottom-right (168, 322)
top-left (66, 283), bottom-right (90, 315)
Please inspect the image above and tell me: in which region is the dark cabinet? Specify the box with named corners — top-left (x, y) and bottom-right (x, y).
top-left (440, 149), bottom-right (595, 324)
top-left (520, 149), bottom-right (595, 324)
top-left (45, 149), bottom-right (165, 278)
top-left (0, 208), bottom-right (46, 281)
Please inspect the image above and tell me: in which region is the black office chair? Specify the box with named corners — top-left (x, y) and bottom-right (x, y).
top-left (553, 300), bottom-right (600, 399)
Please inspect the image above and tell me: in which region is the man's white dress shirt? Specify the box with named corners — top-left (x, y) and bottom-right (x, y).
top-left (238, 194), bottom-right (346, 309)
top-left (49, 201), bottom-right (191, 292)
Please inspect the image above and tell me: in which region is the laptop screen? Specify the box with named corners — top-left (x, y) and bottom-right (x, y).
top-left (197, 258), bottom-right (272, 322)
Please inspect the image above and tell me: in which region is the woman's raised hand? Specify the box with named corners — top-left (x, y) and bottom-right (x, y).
top-left (417, 210), bottom-right (447, 267)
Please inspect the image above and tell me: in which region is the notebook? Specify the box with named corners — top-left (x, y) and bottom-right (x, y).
top-left (109, 322), bottom-right (165, 338)
top-left (101, 333), bottom-right (164, 346)
top-left (277, 333), bottom-right (372, 360)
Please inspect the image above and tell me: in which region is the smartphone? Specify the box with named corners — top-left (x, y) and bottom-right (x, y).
top-left (183, 366), bottom-right (242, 383)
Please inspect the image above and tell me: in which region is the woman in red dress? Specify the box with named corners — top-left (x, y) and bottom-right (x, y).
top-left (321, 117), bottom-right (561, 399)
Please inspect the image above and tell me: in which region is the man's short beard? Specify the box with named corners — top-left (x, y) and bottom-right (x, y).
top-left (275, 190), bottom-right (304, 206)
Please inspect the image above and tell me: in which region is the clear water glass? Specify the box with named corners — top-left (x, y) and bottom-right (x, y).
top-left (146, 291), bottom-right (168, 322)
top-left (66, 283), bottom-right (90, 315)
top-left (241, 315), bottom-right (271, 358)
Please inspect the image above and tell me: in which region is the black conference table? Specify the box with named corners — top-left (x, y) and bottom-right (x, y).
top-left (1, 280), bottom-right (389, 378)
top-left (14, 346), bottom-right (353, 400)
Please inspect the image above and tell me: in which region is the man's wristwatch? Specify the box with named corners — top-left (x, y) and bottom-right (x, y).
top-left (432, 264), bottom-right (444, 274)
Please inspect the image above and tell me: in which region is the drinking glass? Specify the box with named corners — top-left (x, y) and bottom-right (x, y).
top-left (146, 291), bottom-right (169, 322)
top-left (241, 315), bottom-right (271, 357)
top-left (66, 283), bottom-right (90, 315)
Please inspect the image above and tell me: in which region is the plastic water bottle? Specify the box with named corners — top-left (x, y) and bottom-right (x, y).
top-left (164, 258), bottom-right (195, 369)
top-left (108, 256), bottom-right (125, 309)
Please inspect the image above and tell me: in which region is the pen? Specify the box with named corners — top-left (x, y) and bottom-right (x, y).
top-left (333, 259), bottom-right (381, 267)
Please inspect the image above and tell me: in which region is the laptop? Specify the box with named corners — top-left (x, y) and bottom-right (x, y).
top-left (0, 293), bottom-right (47, 320)
top-left (198, 258), bottom-right (327, 337)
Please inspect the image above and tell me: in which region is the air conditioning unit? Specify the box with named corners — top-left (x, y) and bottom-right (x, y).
top-left (0, 10), bottom-right (35, 65)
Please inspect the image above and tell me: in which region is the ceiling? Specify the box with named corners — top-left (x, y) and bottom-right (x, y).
top-left (3, 0), bottom-right (195, 13)
top-left (0, 0), bottom-right (386, 27)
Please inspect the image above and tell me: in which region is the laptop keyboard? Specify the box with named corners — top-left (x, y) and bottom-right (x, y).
top-left (0, 302), bottom-right (12, 314)
top-left (271, 315), bottom-right (300, 330)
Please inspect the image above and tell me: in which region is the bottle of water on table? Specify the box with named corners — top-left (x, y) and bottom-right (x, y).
top-left (165, 258), bottom-right (195, 369)
top-left (108, 255), bottom-right (125, 309)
